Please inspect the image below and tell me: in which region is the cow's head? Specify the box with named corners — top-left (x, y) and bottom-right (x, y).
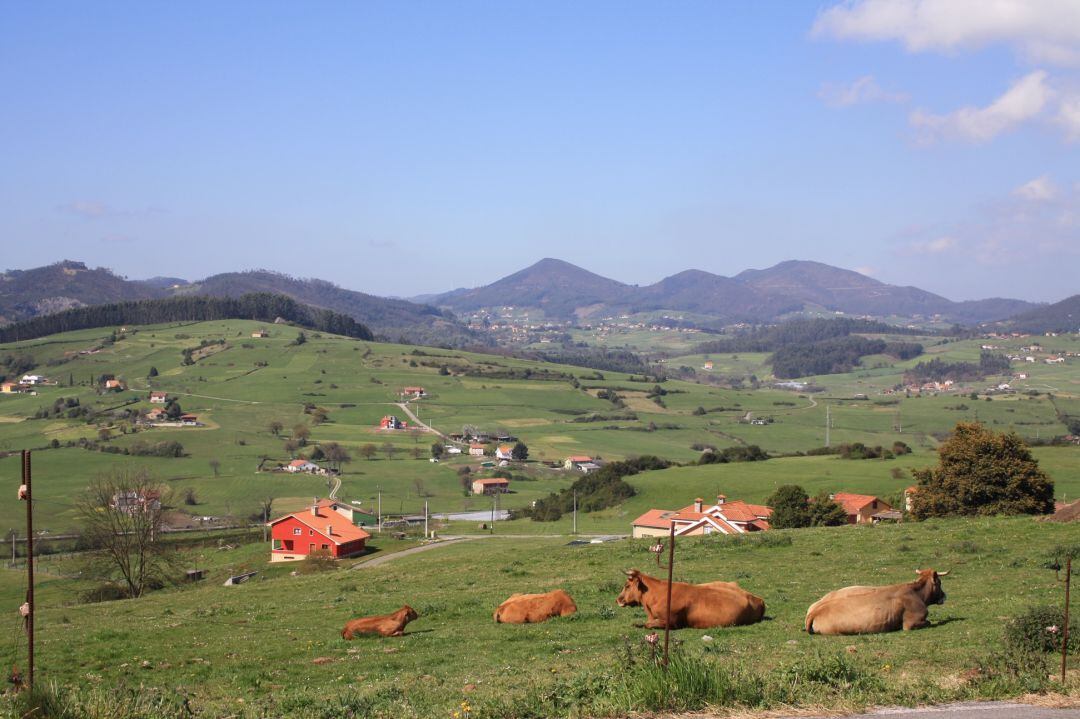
top-left (915, 569), bottom-right (949, 605)
top-left (616, 569), bottom-right (647, 607)
top-left (399, 605), bottom-right (419, 622)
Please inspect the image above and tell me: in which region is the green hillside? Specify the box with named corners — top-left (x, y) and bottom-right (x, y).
top-left (1, 321), bottom-right (1078, 534)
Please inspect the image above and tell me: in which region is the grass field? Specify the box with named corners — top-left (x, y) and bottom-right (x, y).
top-left (1, 321), bottom-right (1078, 535)
top-left (1, 515), bottom-right (1077, 718)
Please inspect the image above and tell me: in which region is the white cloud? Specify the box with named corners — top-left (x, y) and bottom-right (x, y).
top-left (58, 200), bottom-right (110, 219)
top-left (818, 75), bottom-right (909, 107)
top-left (909, 70), bottom-right (1051, 143)
top-left (1057, 92), bottom-right (1080, 140)
top-left (1013, 175), bottom-right (1058, 201)
top-left (812, 0), bottom-right (1080, 67)
top-left (903, 235), bottom-right (957, 255)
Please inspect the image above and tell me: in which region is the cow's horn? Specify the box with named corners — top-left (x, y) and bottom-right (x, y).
top-left (937, 570), bottom-right (949, 576)
top-left (624, 569), bottom-right (636, 577)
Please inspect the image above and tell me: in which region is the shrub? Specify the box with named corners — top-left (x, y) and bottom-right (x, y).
top-left (298, 550), bottom-right (338, 574)
top-left (1003, 605), bottom-right (1079, 654)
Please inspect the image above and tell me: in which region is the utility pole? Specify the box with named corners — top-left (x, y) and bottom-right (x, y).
top-left (9, 529), bottom-right (15, 567)
top-left (572, 490), bottom-right (577, 535)
top-left (825, 404), bottom-right (831, 448)
top-left (20, 450), bottom-right (34, 690)
top-left (490, 493), bottom-right (495, 535)
top-left (262, 499), bottom-right (269, 543)
top-left (424, 500), bottom-right (429, 539)
top-left (377, 489), bottom-right (382, 533)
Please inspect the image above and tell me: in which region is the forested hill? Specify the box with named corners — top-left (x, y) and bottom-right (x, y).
top-left (991, 295), bottom-right (1079, 334)
top-left (176, 271), bottom-right (480, 347)
top-left (0, 260), bottom-right (164, 324)
top-left (0, 294), bottom-right (373, 343)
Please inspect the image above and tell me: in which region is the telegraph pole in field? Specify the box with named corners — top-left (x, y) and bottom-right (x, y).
top-left (19, 450), bottom-right (35, 689)
top-left (825, 404), bottom-right (831, 447)
top-left (572, 490), bottom-right (577, 535)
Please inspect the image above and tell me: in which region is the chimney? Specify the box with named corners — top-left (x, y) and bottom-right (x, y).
top-left (694, 498), bottom-right (703, 513)
top-left (716, 494), bottom-right (726, 505)
top-left (326, 524), bottom-right (333, 536)
top-left (311, 497), bottom-right (318, 516)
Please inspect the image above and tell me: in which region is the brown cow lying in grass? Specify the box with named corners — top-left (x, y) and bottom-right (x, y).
top-left (341, 605), bottom-right (418, 638)
top-left (616, 570), bottom-right (765, 629)
top-left (805, 569), bottom-right (948, 635)
top-left (494, 590), bottom-right (577, 624)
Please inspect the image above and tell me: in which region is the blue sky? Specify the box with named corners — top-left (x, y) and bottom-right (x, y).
top-left (1, 1), bottom-right (1077, 302)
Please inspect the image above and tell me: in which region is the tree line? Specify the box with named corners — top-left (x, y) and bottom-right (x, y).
top-left (693, 317), bottom-right (925, 355)
top-left (0, 293), bottom-right (373, 343)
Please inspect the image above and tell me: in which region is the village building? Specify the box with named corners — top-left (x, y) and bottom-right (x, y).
top-left (285, 459), bottom-right (321, 474)
top-left (379, 415), bottom-right (406, 430)
top-left (472, 477), bottom-right (510, 495)
top-left (494, 444), bottom-right (514, 461)
top-left (631, 495), bottom-right (772, 538)
top-left (144, 407), bottom-right (167, 422)
top-left (268, 499), bottom-right (370, 562)
top-left (149, 391), bottom-right (168, 403)
top-left (104, 378), bottom-right (125, 390)
top-left (110, 490), bottom-right (162, 514)
top-left (831, 492), bottom-right (897, 524)
top-left (469, 443), bottom-right (487, 457)
top-left (564, 455), bottom-right (597, 471)
top-left (402, 386), bottom-right (426, 398)
top-left (251, 330), bottom-right (269, 338)
top-left (20, 374), bottom-right (45, 385)
top-left (1, 381), bottom-right (28, 394)
top-left (179, 413), bottom-right (200, 426)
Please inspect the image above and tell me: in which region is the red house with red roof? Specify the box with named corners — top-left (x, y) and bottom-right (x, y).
top-left (631, 495), bottom-right (772, 538)
top-left (268, 498), bottom-right (371, 562)
top-left (831, 492), bottom-right (895, 525)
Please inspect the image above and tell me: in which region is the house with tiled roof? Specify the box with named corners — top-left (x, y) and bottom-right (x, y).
top-left (472, 477), bottom-right (510, 495)
top-left (469, 443), bottom-right (487, 457)
top-left (631, 495), bottom-right (772, 538)
top-left (495, 444), bottom-right (514, 461)
top-left (149, 391), bottom-right (168, 403)
top-left (831, 492), bottom-right (894, 524)
top-left (268, 498), bottom-right (371, 562)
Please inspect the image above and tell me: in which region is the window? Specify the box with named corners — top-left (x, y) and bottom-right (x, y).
top-left (292, 528), bottom-right (301, 535)
top-left (273, 539), bottom-right (282, 550)
top-left (321, 544), bottom-right (329, 550)
top-left (309, 529), bottom-right (314, 536)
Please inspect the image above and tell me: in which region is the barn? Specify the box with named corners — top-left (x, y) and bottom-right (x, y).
top-left (268, 499), bottom-right (371, 562)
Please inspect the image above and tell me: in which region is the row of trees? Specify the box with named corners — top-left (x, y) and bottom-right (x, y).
top-left (0, 293), bottom-right (373, 343)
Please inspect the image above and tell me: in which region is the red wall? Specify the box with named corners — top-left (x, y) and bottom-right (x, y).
top-left (270, 515), bottom-right (366, 558)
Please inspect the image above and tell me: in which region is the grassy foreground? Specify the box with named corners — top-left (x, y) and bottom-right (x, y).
top-left (2, 515), bottom-right (1078, 718)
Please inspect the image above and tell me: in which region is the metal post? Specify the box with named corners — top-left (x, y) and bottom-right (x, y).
top-left (377, 490), bottom-right (382, 533)
top-left (573, 490), bottom-right (577, 535)
top-left (424, 500), bottom-right (429, 538)
top-left (22, 450), bottom-right (34, 690)
top-left (662, 523), bottom-right (675, 668)
top-left (1063, 556), bottom-right (1072, 685)
top-left (9, 529), bottom-right (15, 566)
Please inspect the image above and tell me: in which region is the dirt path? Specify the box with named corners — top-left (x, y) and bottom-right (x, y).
top-left (395, 402), bottom-right (453, 442)
top-left (350, 536), bottom-right (479, 569)
top-left (328, 475), bottom-right (341, 499)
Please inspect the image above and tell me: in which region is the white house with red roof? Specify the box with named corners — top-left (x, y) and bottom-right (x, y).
top-left (149, 391), bottom-right (168, 403)
top-left (495, 444), bottom-right (514, 460)
top-left (631, 495), bottom-right (772, 538)
top-left (564, 455), bottom-right (595, 471)
top-left (469, 443), bottom-right (487, 457)
top-left (268, 498), bottom-right (371, 562)
top-left (285, 459), bottom-right (321, 474)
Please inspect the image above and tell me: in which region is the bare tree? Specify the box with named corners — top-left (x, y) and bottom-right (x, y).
top-left (409, 427), bottom-right (423, 444)
top-left (322, 442), bottom-right (352, 472)
top-left (76, 470), bottom-right (177, 598)
top-left (268, 420), bottom-right (284, 436)
top-left (283, 438), bottom-right (300, 457)
top-left (414, 477), bottom-right (429, 498)
top-left (359, 443), bottom-right (377, 461)
top-left (381, 442), bottom-right (397, 460)
top-left (292, 424), bottom-right (311, 446)
top-left (209, 458), bottom-right (221, 477)
top-left (410, 447), bottom-right (423, 460)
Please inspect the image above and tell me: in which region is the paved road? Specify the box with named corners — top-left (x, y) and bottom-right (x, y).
top-left (778, 702), bottom-right (1079, 719)
top-left (349, 536), bottom-right (477, 569)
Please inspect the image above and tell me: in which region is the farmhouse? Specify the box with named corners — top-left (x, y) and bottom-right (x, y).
top-left (495, 444), bottom-right (514, 460)
top-left (285, 459), bottom-right (321, 474)
top-left (702, 360), bottom-right (713, 371)
top-left (444, 446), bottom-right (463, 455)
top-left (1, 381), bottom-right (28, 394)
top-left (469, 443), bottom-right (487, 457)
top-left (631, 495), bottom-right (772, 538)
top-left (831, 492), bottom-right (895, 524)
top-left (110, 490), bottom-right (162, 514)
top-left (20, 374), bottom-right (45, 385)
top-left (251, 330), bottom-right (269, 338)
top-left (268, 499), bottom-right (370, 562)
top-left (179, 413), bottom-right (200, 426)
top-left (144, 407), bottom-right (167, 422)
top-left (104, 378), bottom-right (125, 390)
top-left (380, 415), bottom-right (406, 430)
top-left (564, 455), bottom-right (597, 471)
top-left (402, 386), bottom-right (426, 398)
top-left (149, 391), bottom-right (168, 403)
top-left (472, 477), bottom-right (510, 495)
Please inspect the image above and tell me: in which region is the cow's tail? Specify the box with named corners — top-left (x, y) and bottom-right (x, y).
top-left (493, 608), bottom-right (503, 624)
top-left (805, 612), bottom-right (815, 635)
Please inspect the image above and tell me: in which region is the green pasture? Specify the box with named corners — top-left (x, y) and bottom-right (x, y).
top-left (1, 322), bottom-right (1078, 534)
top-left (1, 515), bottom-right (1076, 717)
